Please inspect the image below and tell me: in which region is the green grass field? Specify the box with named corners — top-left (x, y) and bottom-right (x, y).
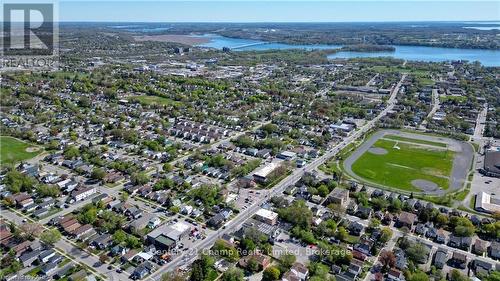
top-left (0, 136), bottom-right (41, 165)
top-left (350, 138), bottom-right (454, 191)
top-left (128, 95), bottom-right (181, 106)
top-left (383, 135), bottom-right (448, 148)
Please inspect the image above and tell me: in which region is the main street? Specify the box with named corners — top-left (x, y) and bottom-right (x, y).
top-left (148, 75), bottom-right (407, 280)
top-left (419, 88), bottom-right (440, 131)
top-left (473, 103), bottom-right (488, 140)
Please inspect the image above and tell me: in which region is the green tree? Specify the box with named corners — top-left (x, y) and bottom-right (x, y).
top-left (213, 239), bottom-right (240, 262)
top-left (451, 217), bottom-right (475, 237)
top-left (336, 226), bottom-right (348, 242)
top-left (409, 271), bottom-right (429, 281)
top-left (64, 145), bottom-right (80, 159)
top-left (113, 230), bottom-right (127, 244)
top-left (40, 229), bottom-right (61, 245)
top-left (161, 272), bottom-right (185, 281)
top-left (317, 185), bottom-right (330, 197)
top-left (405, 243), bottom-right (428, 264)
top-left (449, 269), bottom-right (469, 281)
top-left (36, 184), bottom-right (60, 198)
top-left (3, 170), bottom-right (37, 193)
top-left (126, 235), bottom-right (141, 248)
top-left (77, 206), bottom-right (98, 224)
top-left (241, 238), bottom-right (256, 252)
top-left (379, 227), bottom-right (393, 244)
top-left (163, 163), bottom-right (173, 172)
top-left (369, 218), bottom-right (381, 229)
top-left (91, 167), bottom-right (106, 180)
top-left (280, 253), bottom-right (296, 269)
top-left (484, 271), bottom-right (500, 281)
top-left (130, 172), bottom-right (150, 185)
top-left (222, 267), bottom-right (244, 281)
top-left (434, 213), bottom-right (449, 226)
top-left (247, 258), bottom-right (260, 272)
top-left (277, 200), bottom-right (313, 229)
top-left (263, 266), bottom-right (281, 281)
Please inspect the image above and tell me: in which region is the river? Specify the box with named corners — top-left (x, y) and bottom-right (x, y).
top-left (196, 34), bottom-right (500, 66)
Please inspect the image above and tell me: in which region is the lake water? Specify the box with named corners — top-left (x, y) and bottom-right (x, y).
top-left (197, 34), bottom-right (341, 50)
top-left (196, 34), bottom-right (500, 67)
top-left (327, 45), bottom-right (500, 67)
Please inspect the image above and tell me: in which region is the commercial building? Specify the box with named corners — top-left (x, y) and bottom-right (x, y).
top-left (255, 208), bottom-right (278, 225)
top-left (481, 150), bottom-right (500, 178)
top-left (253, 162), bottom-right (279, 183)
top-left (327, 188), bottom-right (350, 207)
top-left (475, 192), bottom-right (500, 214)
top-left (147, 221), bottom-right (191, 250)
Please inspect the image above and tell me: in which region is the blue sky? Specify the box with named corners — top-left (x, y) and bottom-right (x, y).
top-left (58, 1), bottom-right (500, 22)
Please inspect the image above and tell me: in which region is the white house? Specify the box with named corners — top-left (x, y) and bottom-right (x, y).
top-left (71, 186), bottom-right (97, 202)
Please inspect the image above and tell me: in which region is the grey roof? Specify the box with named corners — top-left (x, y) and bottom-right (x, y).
top-left (19, 250), bottom-right (41, 263)
top-left (484, 151), bottom-right (500, 174)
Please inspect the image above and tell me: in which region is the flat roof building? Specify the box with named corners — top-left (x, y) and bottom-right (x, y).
top-left (255, 208), bottom-right (278, 225)
top-left (147, 221), bottom-right (191, 243)
top-left (253, 162), bottom-right (279, 183)
top-left (481, 150), bottom-right (500, 178)
top-left (327, 188), bottom-right (350, 207)
top-left (475, 192), bottom-right (500, 214)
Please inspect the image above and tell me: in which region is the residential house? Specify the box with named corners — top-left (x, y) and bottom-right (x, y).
top-left (489, 242), bottom-right (500, 259)
top-left (40, 262), bottom-right (58, 276)
top-left (433, 248), bottom-right (448, 269)
top-left (349, 222), bottom-right (364, 236)
top-left (473, 239), bottom-right (488, 255)
top-left (238, 253), bottom-right (270, 271)
top-left (70, 186), bottom-right (96, 202)
top-left (39, 249), bottom-right (56, 263)
top-left (397, 212), bottom-right (417, 229)
top-left (290, 263), bottom-right (308, 280)
top-left (450, 252), bottom-right (468, 269)
top-left (90, 234), bottom-right (113, 250)
top-left (19, 250), bottom-right (41, 267)
top-left (448, 235), bottom-right (472, 250)
top-left (472, 259), bottom-right (494, 276)
top-left (387, 269), bottom-right (405, 281)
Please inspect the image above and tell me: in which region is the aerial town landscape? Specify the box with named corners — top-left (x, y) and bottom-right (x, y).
top-left (0, 1), bottom-right (499, 281)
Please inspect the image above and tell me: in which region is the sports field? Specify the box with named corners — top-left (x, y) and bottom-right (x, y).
top-left (0, 136), bottom-right (41, 165)
top-left (350, 137), bottom-right (454, 192)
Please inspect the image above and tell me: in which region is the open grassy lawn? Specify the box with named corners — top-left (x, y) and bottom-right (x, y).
top-left (369, 66), bottom-right (434, 86)
top-left (128, 95), bottom-right (180, 106)
top-left (383, 135), bottom-right (448, 148)
top-left (351, 139), bottom-right (454, 191)
top-left (0, 136), bottom-right (41, 165)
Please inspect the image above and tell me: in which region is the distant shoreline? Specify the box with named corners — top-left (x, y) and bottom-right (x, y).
top-left (133, 34), bottom-right (211, 45)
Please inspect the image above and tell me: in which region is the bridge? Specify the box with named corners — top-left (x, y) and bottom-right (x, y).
top-left (228, 41), bottom-right (273, 50)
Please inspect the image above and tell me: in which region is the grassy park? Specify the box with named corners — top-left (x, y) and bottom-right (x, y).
top-left (350, 138), bottom-right (454, 192)
top-left (128, 95), bottom-right (181, 106)
top-left (0, 136), bottom-right (42, 165)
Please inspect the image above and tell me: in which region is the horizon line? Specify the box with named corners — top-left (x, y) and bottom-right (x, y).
top-left (53, 20), bottom-right (500, 23)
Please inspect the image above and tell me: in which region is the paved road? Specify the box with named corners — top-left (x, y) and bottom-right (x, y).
top-left (148, 74), bottom-right (406, 280)
top-left (342, 129), bottom-right (474, 195)
top-left (419, 89), bottom-right (440, 130)
top-left (473, 103), bottom-right (488, 140)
